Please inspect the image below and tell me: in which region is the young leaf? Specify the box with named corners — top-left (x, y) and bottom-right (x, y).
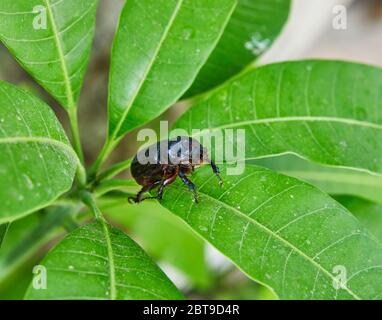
top-left (185, 0), bottom-right (291, 97)
top-left (108, 0), bottom-right (237, 138)
top-left (25, 220), bottom-right (184, 300)
top-left (0, 81), bottom-right (78, 223)
top-left (158, 164), bottom-right (382, 299)
top-left (254, 154), bottom-right (382, 205)
top-left (0, 0), bottom-right (98, 110)
top-left (175, 61), bottom-right (382, 176)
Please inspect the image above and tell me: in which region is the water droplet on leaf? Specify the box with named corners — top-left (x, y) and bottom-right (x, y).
top-left (244, 33), bottom-right (271, 55)
top-left (182, 27), bottom-right (194, 40)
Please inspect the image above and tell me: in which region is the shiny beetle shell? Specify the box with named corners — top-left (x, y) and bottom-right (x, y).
top-left (129, 136), bottom-right (222, 203)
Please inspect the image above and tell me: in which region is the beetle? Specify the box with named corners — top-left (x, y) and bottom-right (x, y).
top-left (128, 136), bottom-right (222, 204)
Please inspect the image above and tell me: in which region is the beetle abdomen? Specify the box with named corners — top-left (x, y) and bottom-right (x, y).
top-left (130, 158), bottom-right (163, 186)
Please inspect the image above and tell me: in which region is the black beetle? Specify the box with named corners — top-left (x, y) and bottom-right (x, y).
top-left (128, 136), bottom-right (222, 203)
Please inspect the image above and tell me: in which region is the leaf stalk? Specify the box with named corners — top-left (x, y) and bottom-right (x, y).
top-left (68, 107), bottom-right (85, 165)
top-left (80, 190), bottom-right (104, 221)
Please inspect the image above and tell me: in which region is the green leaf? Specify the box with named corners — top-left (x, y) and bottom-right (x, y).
top-left (0, 81), bottom-right (78, 223)
top-left (158, 164), bottom-right (382, 299)
top-left (254, 154), bottom-right (382, 205)
top-left (185, 0), bottom-right (291, 97)
top-left (108, 0), bottom-right (237, 138)
top-left (335, 196), bottom-right (382, 243)
top-left (175, 61), bottom-right (382, 176)
top-left (0, 223), bottom-right (9, 248)
top-left (104, 200), bottom-right (212, 288)
top-left (0, 0), bottom-right (98, 110)
top-left (25, 220), bottom-right (184, 300)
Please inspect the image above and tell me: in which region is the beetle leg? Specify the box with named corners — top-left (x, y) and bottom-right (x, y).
top-left (128, 181), bottom-right (160, 203)
top-left (156, 173), bottom-right (178, 200)
top-left (178, 171), bottom-right (199, 203)
top-left (129, 174), bottom-right (178, 203)
top-left (210, 160), bottom-right (223, 187)
top-left (128, 186), bottom-right (148, 203)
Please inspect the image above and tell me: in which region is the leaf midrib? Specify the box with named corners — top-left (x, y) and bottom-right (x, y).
top-left (110, 0), bottom-right (184, 139)
top-left (100, 220), bottom-right (117, 300)
top-left (196, 189), bottom-right (362, 300)
top-left (283, 170), bottom-right (382, 188)
top-left (43, 0), bottom-right (75, 110)
top-left (0, 136), bottom-right (78, 161)
top-left (192, 116), bottom-right (382, 136)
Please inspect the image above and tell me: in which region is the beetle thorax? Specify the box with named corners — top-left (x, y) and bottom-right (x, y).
top-left (167, 137), bottom-right (205, 165)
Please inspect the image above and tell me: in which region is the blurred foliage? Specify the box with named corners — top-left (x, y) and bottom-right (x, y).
top-left (0, 206), bottom-right (82, 298)
top-left (335, 196), bottom-right (382, 242)
top-left (0, 214), bottom-right (42, 299)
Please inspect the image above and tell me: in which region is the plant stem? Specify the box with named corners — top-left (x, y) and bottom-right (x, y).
top-left (0, 223), bottom-right (9, 248)
top-left (76, 163), bottom-right (87, 188)
top-left (94, 179), bottom-right (139, 198)
top-left (80, 190), bottom-right (104, 221)
top-left (53, 195), bottom-right (83, 207)
top-left (97, 158), bottom-right (133, 182)
top-left (67, 106), bottom-right (87, 187)
top-left (88, 138), bottom-right (119, 181)
top-left (68, 107), bottom-right (85, 165)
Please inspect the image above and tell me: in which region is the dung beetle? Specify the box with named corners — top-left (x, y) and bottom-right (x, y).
top-left (128, 136), bottom-right (222, 203)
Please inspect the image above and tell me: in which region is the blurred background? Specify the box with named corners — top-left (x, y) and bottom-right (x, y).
top-left (0, 0), bottom-right (381, 299)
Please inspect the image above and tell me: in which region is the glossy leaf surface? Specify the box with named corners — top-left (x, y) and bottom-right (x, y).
top-left (159, 164), bottom-right (382, 299)
top-left (26, 220), bottom-right (184, 299)
top-left (0, 81), bottom-right (77, 223)
top-left (0, 0), bottom-right (98, 109)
